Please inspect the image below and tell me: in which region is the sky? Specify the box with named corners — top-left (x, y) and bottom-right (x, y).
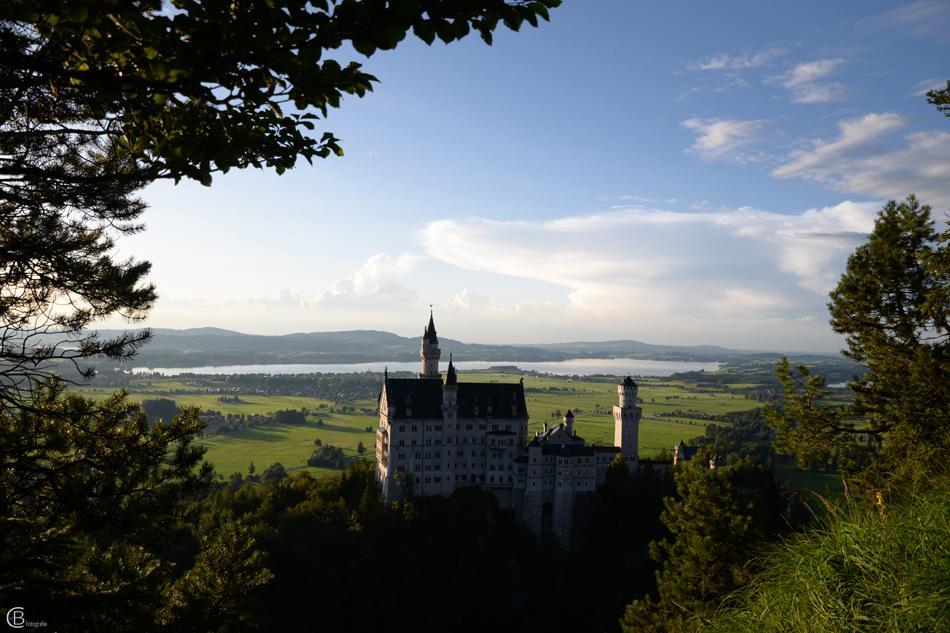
top-left (106, 0), bottom-right (950, 352)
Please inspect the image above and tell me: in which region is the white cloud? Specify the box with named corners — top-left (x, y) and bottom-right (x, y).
top-left (790, 83), bottom-right (848, 104)
top-left (773, 112), bottom-right (905, 176)
top-left (690, 47), bottom-right (786, 71)
top-left (417, 201), bottom-right (884, 348)
top-left (776, 58), bottom-right (848, 103)
top-left (782, 59), bottom-right (844, 87)
top-left (682, 118), bottom-right (768, 161)
top-left (773, 113), bottom-right (950, 209)
top-left (322, 253), bottom-right (424, 298)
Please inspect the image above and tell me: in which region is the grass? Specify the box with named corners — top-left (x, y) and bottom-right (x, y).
top-left (79, 372), bottom-right (766, 478)
top-left (705, 481), bottom-right (950, 632)
top-left (199, 414), bottom-right (375, 479)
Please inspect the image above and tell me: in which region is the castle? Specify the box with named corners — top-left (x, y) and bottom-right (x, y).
top-left (375, 312), bottom-right (643, 545)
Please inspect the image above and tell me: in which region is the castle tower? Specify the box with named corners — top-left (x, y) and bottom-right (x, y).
top-left (563, 409), bottom-right (574, 436)
top-left (441, 354), bottom-right (458, 495)
top-left (442, 353), bottom-right (458, 408)
top-left (419, 310), bottom-right (441, 378)
top-left (612, 376), bottom-right (641, 468)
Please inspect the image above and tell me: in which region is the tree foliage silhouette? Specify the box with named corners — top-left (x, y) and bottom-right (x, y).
top-left (0, 0), bottom-right (560, 407)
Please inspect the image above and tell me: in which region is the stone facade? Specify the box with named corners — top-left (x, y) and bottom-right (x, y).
top-left (375, 313), bottom-right (642, 546)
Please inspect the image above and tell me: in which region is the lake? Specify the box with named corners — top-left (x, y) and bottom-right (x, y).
top-left (132, 357), bottom-right (721, 377)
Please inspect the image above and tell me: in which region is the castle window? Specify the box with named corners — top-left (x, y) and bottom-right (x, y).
top-left (411, 425), bottom-right (417, 432)
top-left (399, 425), bottom-right (405, 432)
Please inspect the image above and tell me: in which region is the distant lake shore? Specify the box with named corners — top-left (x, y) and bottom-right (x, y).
top-left (132, 357), bottom-right (722, 378)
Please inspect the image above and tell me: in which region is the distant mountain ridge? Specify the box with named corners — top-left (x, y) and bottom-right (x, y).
top-left (88, 327), bottom-right (838, 368)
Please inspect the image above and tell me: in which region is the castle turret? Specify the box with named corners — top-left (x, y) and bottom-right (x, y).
top-left (612, 376), bottom-right (641, 469)
top-left (563, 409), bottom-right (574, 435)
top-left (442, 353), bottom-right (458, 407)
top-left (441, 353), bottom-right (458, 496)
top-left (419, 310), bottom-right (441, 378)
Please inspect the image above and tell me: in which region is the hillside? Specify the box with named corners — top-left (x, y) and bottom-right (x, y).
top-left (87, 327), bottom-right (838, 368)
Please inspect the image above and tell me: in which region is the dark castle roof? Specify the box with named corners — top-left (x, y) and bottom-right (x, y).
top-left (445, 355), bottom-right (457, 385)
top-left (379, 378), bottom-right (527, 420)
top-left (423, 311), bottom-right (438, 344)
top-left (623, 376), bottom-right (637, 387)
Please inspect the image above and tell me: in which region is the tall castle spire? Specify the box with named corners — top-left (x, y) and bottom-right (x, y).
top-left (423, 308), bottom-right (438, 344)
top-left (419, 309), bottom-right (441, 378)
top-left (444, 352), bottom-right (457, 386)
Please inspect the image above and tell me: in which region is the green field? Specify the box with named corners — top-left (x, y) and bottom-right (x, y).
top-left (81, 372), bottom-right (766, 479)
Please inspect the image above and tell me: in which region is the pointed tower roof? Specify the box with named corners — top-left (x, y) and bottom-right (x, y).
top-left (623, 376), bottom-right (637, 387)
top-left (423, 309), bottom-right (438, 344)
top-left (565, 409), bottom-right (574, 419)
top-left (444, 353), bottom-right (457, 386)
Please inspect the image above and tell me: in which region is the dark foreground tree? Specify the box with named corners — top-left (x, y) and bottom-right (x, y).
top-left (765, 358), bottom-right (871, 476)
top-left (620, 457), bottom-right (782, 633)
top-left (0, 382), bottom-right (215, 630)
top-left (770, 195), bottom-right (948, 491)
top-left (0, 0), bottom-right (560, 408)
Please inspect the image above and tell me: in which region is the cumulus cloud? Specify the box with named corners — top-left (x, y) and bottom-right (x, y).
top-left (418, 201), bottom-right (882, 348)
top-left (773, 113), bottom-right (950, 209)
top-left (682, 118), bottom-right (768, 161)
top-left (321, 253), bottom-right (424, 299)
top-left (776, 58), bottom-right (848, 103)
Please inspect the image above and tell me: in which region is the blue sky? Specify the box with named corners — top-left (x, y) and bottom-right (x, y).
top-left (110, 0), bottom-right (950, 351)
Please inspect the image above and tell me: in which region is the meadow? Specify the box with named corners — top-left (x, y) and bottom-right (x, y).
top-left (81, 372), bottom-right (768, 480)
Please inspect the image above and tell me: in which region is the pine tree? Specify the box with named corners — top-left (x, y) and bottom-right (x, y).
top-left (620, 457), bottom-right (776, 632)
top-left (831, 196), bottom-right (945, 489)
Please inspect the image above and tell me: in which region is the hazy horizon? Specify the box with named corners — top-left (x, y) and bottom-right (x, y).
top-left (103, 322), bottom-right (844, 356)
